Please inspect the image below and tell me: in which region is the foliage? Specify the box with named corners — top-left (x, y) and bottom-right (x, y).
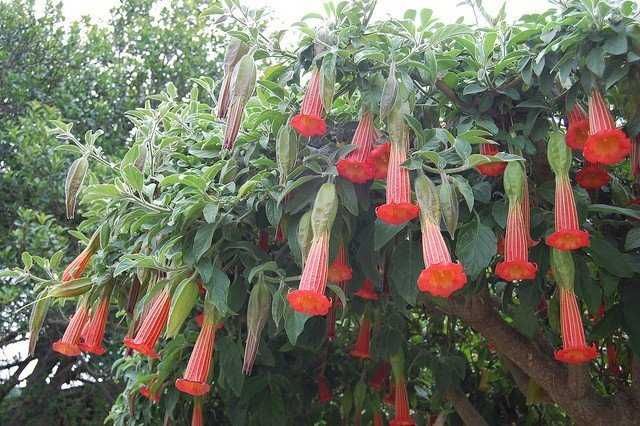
top-left (6, 0), bottom-right (640, 425)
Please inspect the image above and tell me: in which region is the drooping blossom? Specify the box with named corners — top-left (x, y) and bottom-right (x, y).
top-left (258, 229), bottom-right (269, 252)
top-left (79, 288), bottom-right (112, 355)
top-left (52, 299), bottom-right (90, 356)
top-left (124, 286), bottom-right (171, 358)
top-left (546, 132), bottom-right (590, 251)
top-left (583, 89), bottom-right (631, 165)
top-left (576, 164), bottom-right (610, 190)
top-left (375, 124), bottom-right (419, 225)
top-left (522, 176), bottom-right (538, 247)
top-left (291, 68), bottom-right (327, 137)
top-left (369, 361), bottom-right (391, 391)
top-left (607, 344), bottom-right (622, 376)
top-left (222, 51), bottom-right (256, 150)
top-left (191, 398), bottom-right (203, 426)
top-left (176, 309), bottom-right (223, 396)
top-left (350, 316), bottom-right (371, 359)
top-left (62, 233), bottom-right (99, 282)
top-left (327, 244), bottom-right (353, 283)
top-left (389, 352), bottom-right (415, 426)
top-left (495, 163), bottom-right (537, 282)
top-left (242, 280), bottom-right (271, 375)
top-left (217, 38), bottom-right (248, 119)
top-left (337, 111), bottom-right (378, 183)
top-left (414, 175), bottom-right (467, 297)
top-left (316, 373), bottom-right (332, 403)
top-left (326, 304), bottom-right (337, 341)
top-left (475, 143), bottom-right (507, 176)
top-left (554, 287), bottom-right (597, 364)
top-left (566, 103), bottom-right (589, 150)
top-left (368, 142), bottom-right (391, 180)
top-left (354, 279), bottom-right (379, 301)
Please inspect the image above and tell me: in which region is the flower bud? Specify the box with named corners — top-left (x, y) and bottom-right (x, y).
top-left (243, 278), bottom-right (271, 375)
top-left (65, 156), bottom-right (89, 219)
top-left (503, 161), bottom-right (525, 202)
top-left (550, 249), bottom-right (575, 291)
top-left (276, 125), bottom-right (298, 185)
top-left (166, 277), bottom-right (198, 338)
top-left (380, 63), bottom-right (398, 121)
top-left (415, 174), bottom-right (440, 225)
top-left (49, 277), bottom-right (92, 298)
top-left (29, 289), bottom-right (51, 355)
top-left (297, 211), bottom-right (313, 267)
top-left (547, 131), bottom-right (572, 176)
top-left (320, 53), bottom-right (336, 111)
top-left (439, 174), bottom-right (459, 239)
top-left (311, 183), bottom-right (338, 237)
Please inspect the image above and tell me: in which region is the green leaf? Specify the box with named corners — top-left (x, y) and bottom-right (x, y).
top-left (336, 178), bottom-right (358, 216)
top-left (455, 217), bottom-right (497, 279)
top-left (284, 306), bottom-right (309, 345)
top-left (374, 220), bottom-right (405, 250)
top-left (203, 203), bottom-right (219, 224)
top-left (193, 223), bottom-right (216, 262)
top-left (624, 227), bottom-right (640, 251)
top-left (603, 33), bottom-right (628, 55)
top-left (166, 278), bottom-right (198, 338)
top-left (588, 235), bottom-right (634, 278)
top-left (389, 240), bottom-right (421, 305)
top-left (216, 335), bottom-right (245, 396)
top-left (586, 47), bottom-right (605, 77)
top-left (21, 252), bottom-right (33, 270)
top-left (202, 266), bottom-right (231, 315)
top-left (451, 176), bottom-right (474, 211)
top-left (122, 165), bottom-right (144, 192)
top-left (588, 204), bottom-right (640, 219)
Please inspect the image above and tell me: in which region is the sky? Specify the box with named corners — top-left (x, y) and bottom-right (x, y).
top-left (51, 0), bottom-right (552, 26)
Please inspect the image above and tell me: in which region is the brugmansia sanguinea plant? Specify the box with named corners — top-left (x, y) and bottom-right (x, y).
top-left (191, 398), bottom-right (203, 426)
top-left (367, 142), bottom-right (391, 180)
top-left (242, 277), bottom-right (271, 375)
top-left (287, 183), bottom-right (338, 316)
top-left (62, 231), bottom-right (99, 282)
top-left (65, 155), bottom-right (89, 219)
top-left (389, 351), bottom-right (415, 426)
top-left (545, 131), bottom-right (590, 251)
top-left (583, 89), bottom-right (631, 165)
top-left (415, 174), bottom-right (467, 297)
top-left (350, 314), bottom-right (371, 359)
top-left (217, 37), bottom-right (249, 119)
top-left (495, 162), bottom-right (537, 282)
top-left (475, 143), bottom-right (507, 176)
top-left (291, 67), bottom-right (328, 137)
top-left (175, 302), bottom-right (223, 396)
top-left (576, 163), bottom-right (610, 190)
top-left (551, 250), bottom-right (597, 364)
top-left (327, 243), bottom-right (353, 283)
top-left (565, 103), bottom-right (589, 150)
top-left (376, 103), bottom-right (419, 225)
top-left (124, 285), bottom-right (172, 358)
top-left (52, 297), bottom-right (90, 356)
top-left (79, 284), bottom-right (112, 355)
top-left (223, 50), bottom-right (256, 150)
top-left (336, 110), bottom-right (377, 183)
top-left (354, 279), bottom-right (378, 300)
top-left (316, 373), bottom-right (332, 403)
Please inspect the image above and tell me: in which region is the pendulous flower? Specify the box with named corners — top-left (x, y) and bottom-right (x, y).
top-left (327, 244), bottom-right (353, 283)
top-left (414, 175), bottom-right (467, 297)
top-left (576, 164), bottom-right (610, 190)
top-left (62, 232), bottom-right (99, 282)
top-left (291, 68), bottom-right (327, 137)
top-left (316, 373), bottom-right (332, 403)
top-left (79, 286), bottom-right (112, 355)
top-left (217, 38), bottom-right (249, 119)
top-left (242, 279), bottom-right (271, 375)
top-left (124, 286), bottom-right (172, 358)
top-left (354, 279), bottom-right (379, 301)
top-left (191, 398), bottom-right (203, 426)
top-left (555, 287), bottom-right (598, 364)
top-left (475, 143), bottom-right (507, 176)
top-left (176, 306), bottom-right (223, 396)
top-left (337, 110), bottom-right (377, 183)
top-left (495, 162), bottom-right (537, 282)
top-left (369, 361), bottom-right (391, 391)
top-left (52, 299), bottom-right (90, 356)
top-left (350, 315), bottom-right (371, 359)
top-left (389, 352), bottom-right (415, 426)
top-left (367, 142), bottom-right (391, 180)
top-left (583, 89), bottom-right (631, 165)
top-left (565, 103), bottom-right (589, 150)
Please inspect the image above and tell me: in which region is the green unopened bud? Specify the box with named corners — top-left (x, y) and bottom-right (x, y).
top-left (547, 131), bottom-right (572, 176)
top-left (297, 211), bottom-right (313, 267)
top-left (28, 289), bottom-right (51, 355)
top-left (246, 279), bottom-right (271, 332)
top-left (415, 174), bottom-right (440, 224)
top-left (223, 38), bottom-right (249, 74)
top-left (439, 174), bottom-right (459, 239)
top-left (314, 28), bottom-right (335, 57)
top-left (166, 277), bottom-right (198, 338)
top-left (276, 125), bottom-right (298, 185)
top-left (353, 380), bottom-right (367, 411)
top-left (550, 249), bottom-right (575, 291)
top-left (380, 62), bottom-right (398, 121)
top-left (320, 53), bottom-right (336, 111)
top-left (503, 161), bottom-right (525, 202)
top-left (65, 155), bottom-right (89, 219)
top-left (341, 387), bottom-right (353, 420)
top-left (230, 50), bottom-right (257, 102)
top-left (387, 100), bottom-right (410, 144)
top-left (311, 183), bottom-right (338, 237)
top-left (49, 277), bottom-right (92, 298)
top-left (219, 159), bottom-right (239, 184)
top-left (390, 351), bottom-right (406, 383)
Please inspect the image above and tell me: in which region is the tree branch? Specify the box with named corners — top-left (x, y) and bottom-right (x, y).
top-left (446, 387), bottom-right (489, 426)
top-left (435, 79), bottom-right (472, 111)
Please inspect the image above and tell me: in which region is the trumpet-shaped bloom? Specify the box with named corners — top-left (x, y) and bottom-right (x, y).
top-left (495, 202), bottom-right (537, 282)
top-left (576, 164), bottom-right (610, 190)
top-left (546, 176), bottom-right (590, 251)
top-left (316, 374), bottom-right (332, 403)
top-left (475, 143), bottom-right (507, 176)
top-left (376, 135), bottom-right (419, 225)
top-left (369, 361), bottom-right (391, 391)
top-left (62, 244), bottom-right (97, 282)
top-left (390, 380), bottom-right (415, 426)
top-left (566, 103), bottom-right (589, 150)
top-left (354, 279), bottom-right (379, 300)
top-left (287, 232), bottom-right (332, 315)
top-left (554, 288), bottom-right (598, 364)
top-left (52, 302), bottom-right (90, 356)
top-left (583, 89), bottom-right (631, 165)
top-left (367, 142), bottom-right (391, 180)
top-left (291, 68), bottom-right (327, 137)
top-left (176, 318), bottom-right (222, 396)
top-left (327, 244), bottom-right (352, 283)
top-left (350, 317), bottom-right (371, 359)
top-left (124, 287), bottom-right (171, 359)
top-left (336, 111), bottom-right (377, 183)
top-left (191, 398), bottom-right (203, 426)
top-left (374, 411), bottom-right (385, 426)
top-left (79, 295), bottom-right (110, 355)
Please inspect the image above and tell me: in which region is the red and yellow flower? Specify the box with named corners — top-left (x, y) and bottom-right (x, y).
top-left (336, 111), bottom-right (377, 183)
top-left (475, 143), bottom-right (507, 176)
top-left (583, 89), bottom-right (631, 165)
top-left (291, 68), bottom-right (327, 137)
top-left (124, 286), bottom-right (171, 359)
top-left (565, 103), bottom-right (589, 150)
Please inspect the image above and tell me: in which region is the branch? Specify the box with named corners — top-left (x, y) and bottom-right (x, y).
top-left (435, 79), bottom-right (472, 111)
top-left (446, 387), bottom-right (489, 426)
top-left (499, 356), bottom-right (552, 404)
top-left (429, 294), bottom-right (637, 425)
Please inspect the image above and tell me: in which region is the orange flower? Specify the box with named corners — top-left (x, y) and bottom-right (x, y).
top-left (390, 380), bottom-right (415, 426)
top-left (495, 202), bottom-right (537, 282)
top-left (554, 288), bottom-right (597, 364)
top-left (191, 398), bottom-right (203, 426)
top-left (327, 244), bottom-right (353, 283)
top-left (369, 361), bottom-right (391, 391)
top-left (475, 143), bottom-right (507, 176)
top-left (291, 68), bottom-right (327, 137)
top-left (546, 176), bottom-right (590, 251)
top-left (79, 291), bottom-right (111, 355)
top-left (350, 316), bottom-right (371, 359)
top-left (52, 301), bottom-right (90, 357)
top-left (583, 89), bottom-right (631, 165)
top-left (124, 287), bottom-right (171, 359)
top-left (62, 234), bottom-right (99, 282)
top-left (367, 142), bottom-right (391, 180)
top-left (575, 164), bottom-right (610, 190)
top-left (336, 111), bottom-right (377, 183)
top-left (140, 384), bottom-right (161, 403)
top-left (316, 374), bottom-right (332, 403)
top-left (354, 279), bottom-right (379, 300)
top-left (565, 103), bottom-right (589, 150)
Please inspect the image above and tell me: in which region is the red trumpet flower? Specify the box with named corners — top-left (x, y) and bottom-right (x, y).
top-left (376, 134), bottom-right (419, 225)
top-left (191, 398), bottom-right (203, 426)
top-left (350, 316), bottom-right (371, 359)
top-left (316, 374), bottom-right (332, 403)
top-left (546, 176), bottom-right (590, 251)
top-left (287, 232), bottom-right (332, 316)
top-left (124, 287), bottom-right (171, 359)
top-left (62, 235), bottom-right (99, 282)
top-left (417, 220), bottom-right (467, 298)
top-left (476, 143), bottom-right (507, 176)
top-left (354, 279), bottom-right (379, 300)
top-left (258, 229), bottom-right (269, 252)
top-left (369, 361), bottom-right (391, 391)
top-left (383, 384), bottom-right (395, 406)
top-left (79, 292), bottom-right (111, 355)
top-left (566, 103), bottom-right (589, 150)
top-left (390, 380), bottom-right (415, 426)
top-left (554, 288), bottom-right (597, 364)
top-left (368, 142), bottom-right (391, 180)
top-left (583, 89), bottom-right (631, 165)
top-left (576, 164), bottom-right (610, 190)
top-left (52, 301), bottom-right (90, 356)
top-left (327, 244), bottom-right (352, 283)
top-left (337, 111), bottom-right (377, 183)
top-left (374, 411), bottom-right (385, 426)
top-left (291, 68), bottom-right (327, 137)
top-left (495, 202), bottom-right (537, 282)
top-left (176, 314), bottom-right (222, 396)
